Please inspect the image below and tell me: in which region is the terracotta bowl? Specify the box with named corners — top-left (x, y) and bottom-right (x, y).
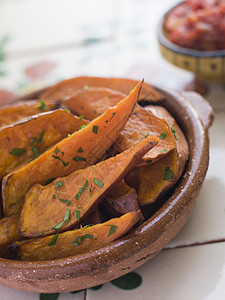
top-left (0, 86), bottom-right (214, 293)
top-left (157, 1), bottom-right (225, 83)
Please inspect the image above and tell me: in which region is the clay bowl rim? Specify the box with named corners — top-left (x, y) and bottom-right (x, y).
top-left (0, 85), bottom-right (212, 293)
top-left (157, 1), bottom-right (225, 58)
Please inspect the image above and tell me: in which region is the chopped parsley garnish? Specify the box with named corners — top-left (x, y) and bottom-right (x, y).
top-left (159, 132), bottom-right (167, 139)
top-left (52, 210), bottom-right (70, 230)
top-left (73, 156), bottom-right (87, 162)
top-left (171, 127), bottom-right (177, 139)
top-left (146, 159), bottom-right (152, 164)
top-left (82, 224), bottom-right (94, 229)
top-left (30, 137), bottom-right (37, 146)
top-left (94, 178), bottom-right (104, 188)
top-left (38, 100), bottom-right (48, 110)
top-left (63, 108), bottom-right (70, 113)
top-left (55, 181), bottom-right (63, 189)
top-left (105, 225), bottom-right (118, 236)
top-left (72, 234), bottom-right (94, 246)
top-left (78, 124), bottom-right (88, 131)
top-left (78, 115), bottom-right (84, 119)
top-left (163, 167), bottom-right (174, 180)
top-left (84, 85), bottom-right (89, 91)
top-left (59, 199), bottom-right (71, 206)
top-left (48, 233), bottom-right (58, 246)
top-left (76, 209), bottom-right (80, 222)
top-left (52, 194), bottom-right (56, 199)
top-left (161, 149), bottom-right (168, 153)
top-left (75, 179), bottom-right (88, 200)
top-left (89, 184), bottom-right (93, 196)
top-left (77, 147), bottom-right (84, 153)
top-left (9, 148), bottom-right (26, 156)
top-left (37, 131), bottom-right (45, 143)
top-left (92, 125), bottom-right (99, 135)
top-left (109, 112), bottom-right (116, 122)
top-left (40, 232), bottom-right (44, 235)
top-left (145, 132), bottom-right (149, 138)
top-left (52, 220), bottom-right (64, 230)
top-left (32, 146), bottom-right (39, 158)
top-left (54, 147), bottom-right (60, 155)
top-left (45, 177), bottom-right (55, 185)
top-left (52, 155), bottom-right (69, 167)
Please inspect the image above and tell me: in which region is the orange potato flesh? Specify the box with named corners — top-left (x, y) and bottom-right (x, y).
top-left (19, 135), bottom-right (157, 238)
top-left (13, 212), bottom-right (140, 261)
top-left (137, 106), bottom-right (189, 206)
top-left (0, 109), bottom-right (88, 180)
top-left (0, 99), bottom-right (60, 128)
top-left (0, 216), bottom-right (21, 255)
top-left (2, 81), bottom-right (143, 217)
top-left (41, 76), bottom-right (163, 101)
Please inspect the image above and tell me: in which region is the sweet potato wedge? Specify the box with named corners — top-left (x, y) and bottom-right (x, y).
top-left (63, 89), bottom-right (176, 164)
top-left (2, 81), bottom-right (143, 217)
top-left (13, 212), bottom-right (140, 261)
top-left (41, 76), bottom-right (163, 101)
top-left (101, 180), bottom-right (142, 218)
top-left (0, 109), bottom-right (88, 180)
top-left (0, 216), bottom-right (21, 255)
top-left (63, 87), bottom-right (125, 120)
top-left (0, 99), bottom-right (60, 128)
top-left (19, 135), bottom-right (157, 238)
top-left (137, 105), bottom-right (189, 206)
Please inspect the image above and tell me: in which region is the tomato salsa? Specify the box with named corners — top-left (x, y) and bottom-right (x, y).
top-left (164, 0), bottom-right (225, 51)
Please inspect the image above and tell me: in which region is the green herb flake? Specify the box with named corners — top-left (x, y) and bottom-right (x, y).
top-left (55, 181), bottom-right (63, 189)
top-left (78, 115), bottom-right (84, 119)
top-left (145, 132), bottom-right (149, 138)
top-left (52, 155), bottom-right (69, 167)
top-left (75, 179), bottom-right (88, 200)
top-left (37, 131), bottom-right (45, 143)
top-left (48, 233), bottom-right (58, 246)
top-left (78, 124), bottom-right (88, 131)
top-left (32, 145), bottom-right (39, 158)
top-left (30, 137), bottom-right (37, 146)
top-left (64, 209), bottom-right (70, 224)
top-left (38, 100), bottom-right (48, 110)
top-left (89, 184), bottom-right (93, 196)
top-left (109, 112), bottom-right (116, 122)
top-left (163, 167), bottom-right (174, 180)
top-left (159, 132), bottom-right (167, 139)
top-left (76, 209), bottom-right (80, 222)
top-left (105, 224), bottom-right (118, 236)
top-left (54, 147), bottom-right (59, 155)
top-left (171, 127), bottom-right (177, 139)
top-left (94, 177), bottom-right (104, 188)
top-left (68, 134), bottom-right (71, 137)
top-left (52, 220), bottom-right (64, 230)
top-left (84, 85), bottom-right (89, 91)
top-left (73, 156), bottom-right (87, 162)
top-left (45, 177), bottom-right (55, 185)
top-left (92, 125), bottom-right (99, 135)
top-left (146, 159), bottom-right (152, 164)
top-left (161, 149), bottom-right (168, 153)
top-left (39, 232), bottom-right (44, 235)
top-left (52, 194), bottom-right (56, 199)
top-left (72, 234), bottom-right (94, 246)
top-left (63, 108), bottom-right (70, 113)
top-left (59, 199), bottom-right (71, 206)
top-left (9, 148), bottom-right (26, 156)
top-left (82, 224), bottom-right (94, 229)
top-left (77, 147), bottom-right (84, 153)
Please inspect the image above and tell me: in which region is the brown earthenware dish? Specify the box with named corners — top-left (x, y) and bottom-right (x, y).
top-left (0, 85), bottom-right (214, 293)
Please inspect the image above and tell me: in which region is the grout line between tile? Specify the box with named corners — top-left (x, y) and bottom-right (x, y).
top-left (164, 238), bottom-right (225, 251)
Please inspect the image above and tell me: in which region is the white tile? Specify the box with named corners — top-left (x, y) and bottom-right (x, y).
top-left (86, 242), bottom-right (225, 300)
top-left (168, 109), bottom-right (225, 247)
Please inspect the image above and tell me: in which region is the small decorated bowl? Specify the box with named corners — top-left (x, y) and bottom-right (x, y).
top-left (157, 1), bottom-right (225, 84)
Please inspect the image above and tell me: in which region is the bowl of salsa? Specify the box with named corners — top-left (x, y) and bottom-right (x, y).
top-left (157, 0), bottom-right (225, 83)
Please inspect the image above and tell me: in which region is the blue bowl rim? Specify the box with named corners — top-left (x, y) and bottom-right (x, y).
top-left (157, 1), bottom-right (225, 58)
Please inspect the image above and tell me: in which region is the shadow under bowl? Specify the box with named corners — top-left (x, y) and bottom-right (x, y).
top-left (157, 2), bottom-right (225, 84)
top-left (0, 86), bottom-right (214, 293)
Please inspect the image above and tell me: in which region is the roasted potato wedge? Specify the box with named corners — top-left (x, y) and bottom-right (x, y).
top-left (0, 109), bottom-right (88, 180)
top-left (12, 212), bottom-right (140, 261)
top-left (2, 81), bottom-right (143, 217)
top-left (41, 76), bottom-right (163, 101)
top-left (19, 135), bottom-right (157, 238)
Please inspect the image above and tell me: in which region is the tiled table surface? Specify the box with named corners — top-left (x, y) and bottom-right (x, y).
top-left (0, 0), bottom-right (225, 299)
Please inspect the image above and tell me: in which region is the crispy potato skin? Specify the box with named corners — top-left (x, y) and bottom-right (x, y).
top-left (13, 212), bottom-right (140, 261)
top-left (2, 82), bottom-right (143, 217)
top-left (0, 99), bottom-right (60, 128)
top-left (0, 109), bottom-right (88, 180)
top-left (41, 76), bottom-right (163, 101)
top-left (19, 136), bottom-right (157, 238)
